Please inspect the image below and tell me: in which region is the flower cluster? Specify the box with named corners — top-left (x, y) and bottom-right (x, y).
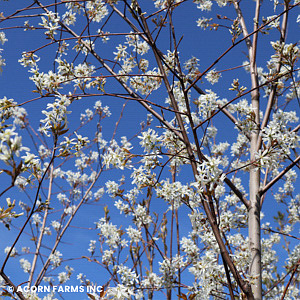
top-left (39, 11), bottom-right (60, 39)
top-left (196, 90), bottom-right (226, 119)
top-left (96, 218), bottom-right (127, 249)
top-left (39, 94), bottom-right (71, 137)
top-left (194, 157), bottom-right (226, 191)
top-left (86, 0), bottom-right (108, 23)
top-left (205, 69), bottom-right (221, 85)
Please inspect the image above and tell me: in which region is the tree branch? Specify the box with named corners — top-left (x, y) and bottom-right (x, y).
top-left (260, 155), bottom-right (300, 196)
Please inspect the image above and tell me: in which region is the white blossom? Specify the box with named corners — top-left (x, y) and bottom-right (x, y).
top-left (0, 32), bottom-right (8, 45)
top-left (205, 69), bottom-right (221, 85)
top-left (126, 226), bottom-right (142, 243)
top-left (86, 0), bottom-right (108, 23)
top-left (106, 284), bottom-right (134, 299)
top-left (19, 258), bottom-right (31, 273)
top-left (32, 213), bottom-right (42, 226)
top-left (88, 240), bottom-right (97, 254)
top-left (49, 250), bottom-right (62, 268)
top-left (58, 272), bottom-right (69, 284)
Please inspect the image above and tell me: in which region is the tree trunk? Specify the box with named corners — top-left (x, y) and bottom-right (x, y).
top-left (249, 165), bottom-right (262, 299)
top-left (249, 90), bottom-right (262, 299)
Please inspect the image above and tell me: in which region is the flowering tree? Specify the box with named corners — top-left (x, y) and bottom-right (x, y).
top-left (0, 0), bottom-right (299, 299)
